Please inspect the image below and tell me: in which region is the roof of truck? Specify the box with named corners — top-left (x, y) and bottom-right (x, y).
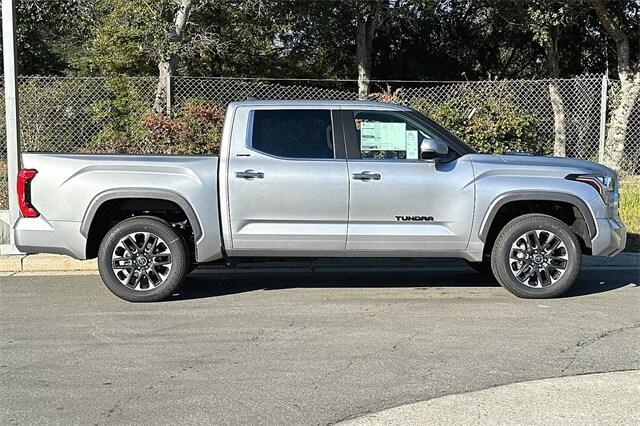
top-left (228, 99), bottom-right (412, 111)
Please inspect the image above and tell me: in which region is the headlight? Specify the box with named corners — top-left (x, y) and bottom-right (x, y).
top-left (566, 174), bottom-right (616, 204)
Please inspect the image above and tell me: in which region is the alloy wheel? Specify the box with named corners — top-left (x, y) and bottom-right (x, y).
top-left (111, 232), bottom-right (173, 291)
top-left (508, 229), bottom-right (569, 288)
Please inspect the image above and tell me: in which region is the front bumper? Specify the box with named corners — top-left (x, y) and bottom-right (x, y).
top-left (591, 216), bottom-right (627, 257)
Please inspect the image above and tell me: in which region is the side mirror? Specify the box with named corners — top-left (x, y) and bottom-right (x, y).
top-left (420, 138), bottom-right (448, 161)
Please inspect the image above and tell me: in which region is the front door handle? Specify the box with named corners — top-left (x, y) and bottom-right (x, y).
top-left (235, 170), bottom-right (264, 179)
top-left (353, 171), bottom-right (381, 181)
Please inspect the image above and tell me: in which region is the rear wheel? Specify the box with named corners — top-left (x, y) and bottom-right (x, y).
top-left (98, 217), bottom-right (188, 302)
top-left (491, 214), bottom-right (581, 298)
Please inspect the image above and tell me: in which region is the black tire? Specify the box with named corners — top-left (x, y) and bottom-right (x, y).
top-left (98, 216), bottom-right (189, 302)
top-left (491, 214), bottom-right (581, 299)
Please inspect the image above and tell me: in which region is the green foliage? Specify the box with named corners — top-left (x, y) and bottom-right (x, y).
top-left (527, 0), bottom-right (578, 44)
top-left (90, 77), bottom-right (149, 152)
top-left (6, 0), bottom-right (623, 81)
top-left (412, 90), bottom-right (546, 155)
top-left (2, 0), bottom-right (96, 75)
top-left (72, 0), bottom-right (175, 75)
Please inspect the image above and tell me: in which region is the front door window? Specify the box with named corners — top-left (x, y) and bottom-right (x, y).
top-left (353, 111), bottom-right (433, 160)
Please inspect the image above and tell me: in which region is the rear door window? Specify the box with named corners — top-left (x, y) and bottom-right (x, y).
top-left (250, 110), bottom-right (335, 159)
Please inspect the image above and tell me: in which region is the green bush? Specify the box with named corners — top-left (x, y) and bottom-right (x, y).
top-left (411, 89), bottom-right (547, 155)
top-left (88, 83), bottom-right (224, 155)
top-left (90, 76), bottom-right (149, 153)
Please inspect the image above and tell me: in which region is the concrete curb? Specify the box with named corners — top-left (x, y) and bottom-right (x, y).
top-left (338, 370), bottom-right (640, 426)
top-left (0, 254), bottom-right (97, 273)
top-left (0, 252), bottom-right (637, 275)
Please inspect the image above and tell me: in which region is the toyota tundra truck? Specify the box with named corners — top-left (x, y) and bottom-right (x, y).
top-left (13, 100), bottom-right (626, 301)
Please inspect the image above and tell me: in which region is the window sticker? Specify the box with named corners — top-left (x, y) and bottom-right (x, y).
top-left (360, 122), bottom-right (407, 151)
top-left (406, 130), bottom-right (419, 159)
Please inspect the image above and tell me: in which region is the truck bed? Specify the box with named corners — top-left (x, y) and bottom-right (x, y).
top-left (15, 153), bottom-right (223, 262)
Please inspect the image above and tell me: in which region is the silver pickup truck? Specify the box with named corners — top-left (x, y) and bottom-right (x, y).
top-left (14, 100), bottom-right (626, 301)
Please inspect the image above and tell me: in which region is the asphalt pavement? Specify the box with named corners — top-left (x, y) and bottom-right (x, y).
top-left (1, 258), bottom-right (639, 425)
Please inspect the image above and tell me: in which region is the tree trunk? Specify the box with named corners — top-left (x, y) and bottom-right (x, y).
top-left (548, 83), bottom-right (566, 157)
top-left (356, 11), bottom-right (377, 100)
top-left (602, 36), bottom-right (639, 171)
top-left (593, 0), bottom-right (639, 172)
top-left (154, 58), bottom-right (175, 115)
top-left (546, 26), bottom-right (566, 157)
top-left (153, 0), bottom-right (193, 115)
top-left (604, 72), bottom-right (640, 171)
top-left (602, 33), bottom-right (637, 171)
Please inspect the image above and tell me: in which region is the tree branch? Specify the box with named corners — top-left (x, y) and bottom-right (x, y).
top-left (593, 0), bottom-right (632, 76)
top-left (546, 24), bottom-right (561, 78)
top-left (592, 0), bottom-right (625, 42)
top-left (171, 0), bottom-right (193, 43)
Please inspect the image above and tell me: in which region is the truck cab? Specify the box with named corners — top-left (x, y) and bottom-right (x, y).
top-left (219, 101), bottom-right (476, 259)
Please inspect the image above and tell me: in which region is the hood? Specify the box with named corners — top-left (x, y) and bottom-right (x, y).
top-left (469, 153), bottom-right (615, 178)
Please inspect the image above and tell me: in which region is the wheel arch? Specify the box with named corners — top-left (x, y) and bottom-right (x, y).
top-left (479, 191), bottom-right (597, 256)
top-left (81, 189), bottom-right (203, 258)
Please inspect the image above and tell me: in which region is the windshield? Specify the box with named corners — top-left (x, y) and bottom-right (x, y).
top-left (407, 109), bottom-right (476, 155)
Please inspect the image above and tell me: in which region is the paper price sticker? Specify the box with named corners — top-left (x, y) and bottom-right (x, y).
top-left (406, 130), bottom-right (419, 159)
top-left (360, 122), bottom-right (407, 151)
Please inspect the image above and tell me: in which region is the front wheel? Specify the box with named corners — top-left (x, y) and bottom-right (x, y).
top-left (98, 217), bottom-right (189, 302)
top-left (491, 214), bottom-right (581, 299)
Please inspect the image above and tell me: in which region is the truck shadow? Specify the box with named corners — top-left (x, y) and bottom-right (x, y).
top-left (166, 265), bottom-right (637, 302)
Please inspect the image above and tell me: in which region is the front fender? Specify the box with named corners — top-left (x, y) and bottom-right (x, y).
top-left (478, 190), bottom-right (598, 242)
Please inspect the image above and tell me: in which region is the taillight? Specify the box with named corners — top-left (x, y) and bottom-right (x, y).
top-left (17, 169), bottom-right (39, 218)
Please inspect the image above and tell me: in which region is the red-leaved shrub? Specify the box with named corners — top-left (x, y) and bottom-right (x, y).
top-left (143, 100), bottom-right (224, 155)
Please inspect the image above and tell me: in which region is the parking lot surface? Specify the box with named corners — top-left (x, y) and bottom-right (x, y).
top-left (1, 260), bottom-right (639, 425)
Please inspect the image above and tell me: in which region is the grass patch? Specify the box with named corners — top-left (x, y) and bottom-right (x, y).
top-left (620, 177), bottom-right (640, 252)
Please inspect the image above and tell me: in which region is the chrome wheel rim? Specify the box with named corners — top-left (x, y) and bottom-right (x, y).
top-left (111, 232), bottom-right (172, 291)
top-left (509, 229), bottom-right (568, 288)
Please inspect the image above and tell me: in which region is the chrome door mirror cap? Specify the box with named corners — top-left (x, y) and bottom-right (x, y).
top-left (420, 138), bottom-right (449, 161)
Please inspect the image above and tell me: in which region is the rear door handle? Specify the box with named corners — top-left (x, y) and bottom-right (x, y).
top-left (353, 171), bottom-right (381, 181)
top-left (235, 170), bottom-right (264, 179)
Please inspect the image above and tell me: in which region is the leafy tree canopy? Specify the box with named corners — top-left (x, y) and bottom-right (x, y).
top-left (3, 0), bottom-right (630, 80)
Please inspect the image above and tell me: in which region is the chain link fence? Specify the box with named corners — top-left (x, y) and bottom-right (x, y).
top-left (1, 74), bottom-right (639, 208)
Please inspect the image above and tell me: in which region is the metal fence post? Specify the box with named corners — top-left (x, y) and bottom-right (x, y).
top-left (2, 0), bottom-right (22, 249)
top-left (598, 74), bottom-right (608, 164)
top-left (166, 72), bottom-right (172, 116)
